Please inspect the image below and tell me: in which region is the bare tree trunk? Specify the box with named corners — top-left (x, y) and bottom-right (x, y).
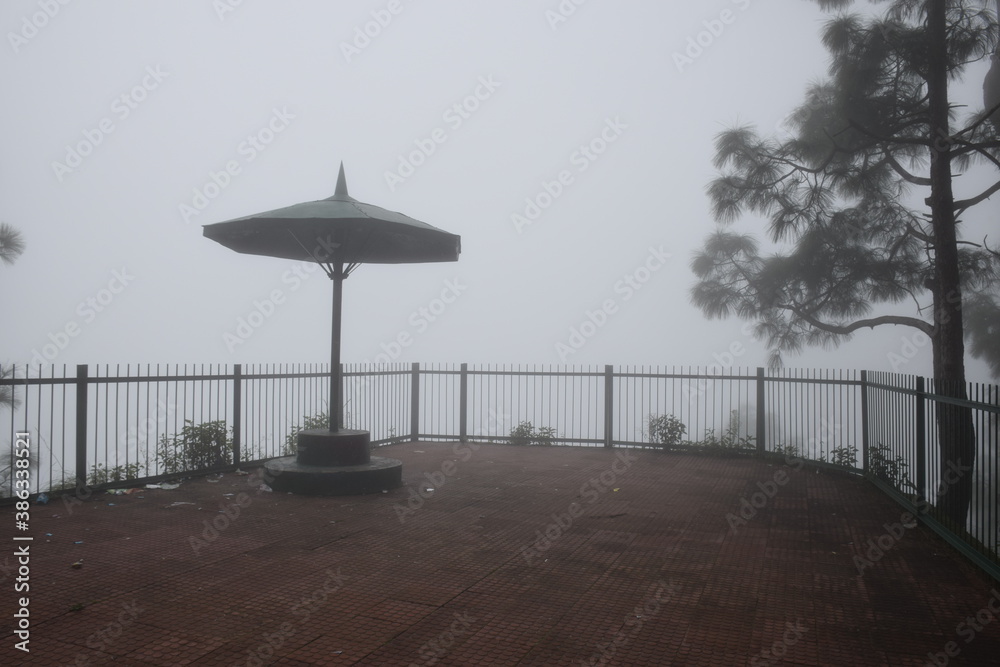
top-left (927, 0), bottom-right (977, 527)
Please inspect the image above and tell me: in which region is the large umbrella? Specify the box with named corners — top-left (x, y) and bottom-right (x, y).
top-left (203, 164), bottom-right (461, 433)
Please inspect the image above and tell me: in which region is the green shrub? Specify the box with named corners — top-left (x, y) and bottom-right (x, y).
top-left (647, 414), bottom-right (686, 450)
top-left (869, 442), bottom-right (914, 491)
top-left (88, 462), bottom-right (144, 486)
top-left (284, 410), bottom-right (330, 455)
top-left (771, 444), bottom-right (801, 459)
top-left (692, 412), bottom-right (754, 456)
top-left (820, 445), bottom-right (858, 469)
top-left (508, 421), bottom-right (556, 446)
top-left (156, 420), bottom-right (232, 474)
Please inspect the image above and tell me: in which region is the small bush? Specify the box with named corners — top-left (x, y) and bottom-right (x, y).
top-left (691, 413), bottom-right (754, 456)
top-left (508, 421), bottom-right (556, 446)
top-left (156, 420), bottom-right (232, 474)
top-left (88, 462), bottom-right (144, 486)
top-left (869, 442), bottom-right (914, 491)
top-left (820, 445), bottom-right (858, 469)
top-left (284, 410), bottom-right (330, 455)
top-left (771, 444), bottom-right (800, 459)
top-left (647, 414), bottom-right (687, 451)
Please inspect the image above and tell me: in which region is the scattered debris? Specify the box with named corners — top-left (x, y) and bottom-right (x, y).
top-left (74, 541), bottom-right (84, 544)
top-left (35, 492), bottom-right (49, 504)
top-left (107, 489), bottom-right (128, 495)
top-left (159, 482), bottom-right (181, 490)
top-left (166, 502), bottom-right (196, 508)
top-left (235, 469), bottom-right (250, 476)
top-left (258, 484), bottom-right (272, 493)
top-left (70, 561), bottom-right (83, 569)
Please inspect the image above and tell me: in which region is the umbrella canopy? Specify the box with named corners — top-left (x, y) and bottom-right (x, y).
top-left (203, 164), bottom-right (461, 432)
top-left (203, 164), bottom-right (460, 266)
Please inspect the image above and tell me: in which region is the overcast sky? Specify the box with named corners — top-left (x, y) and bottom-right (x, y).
top-left (1, 1), bottom-right (996, 383)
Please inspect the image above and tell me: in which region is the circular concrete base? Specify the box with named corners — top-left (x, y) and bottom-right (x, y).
top-left (264, 455), bottom-right (403, 496)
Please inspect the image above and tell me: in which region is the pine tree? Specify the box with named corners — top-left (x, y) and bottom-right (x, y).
top-left (692, 1), bottom-right (999, 525)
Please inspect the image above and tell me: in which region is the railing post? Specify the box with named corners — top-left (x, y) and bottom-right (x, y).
top-left (75, 364), bottom-right (88, 484)
top-left (459, 363), bottom-right (468, 444)
top-left (232, 364), bottom-right (242, 467)
top-left (755, 367), bottom-right (765, 456)
top-left (860, 370), bottom-right (869, 475)
top-left (410, 362), bottom-right (420, 442)
top-left (604, 365), bottom-right (613, 448)
top-left (915, 375), bottom-right (926, 499)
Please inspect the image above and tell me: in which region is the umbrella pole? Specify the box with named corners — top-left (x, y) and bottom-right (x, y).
top-left (330, 261), bottom-right (344, 432)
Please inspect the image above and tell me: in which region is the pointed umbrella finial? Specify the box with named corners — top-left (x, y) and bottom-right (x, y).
top-left (335, 162), bottom-right (349, 198)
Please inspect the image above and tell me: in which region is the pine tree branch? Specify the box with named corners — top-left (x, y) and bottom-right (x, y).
top-left (954, 178), bottom-right (1000, 215)
top-left (779, 304), bottom-right (933, 336)
top-left (951, 97), bottom-right (1000, 140)
top-left (884, 153), bottom-right (933, 185)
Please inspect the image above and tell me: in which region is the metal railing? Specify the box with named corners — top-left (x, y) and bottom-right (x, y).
top-left (2, 362), bottom-right (998, 575)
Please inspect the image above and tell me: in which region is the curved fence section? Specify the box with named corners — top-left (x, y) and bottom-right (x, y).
top-left (2, 363), bottom-right (997, 574)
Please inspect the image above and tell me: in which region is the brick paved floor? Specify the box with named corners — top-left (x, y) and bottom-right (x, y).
top-left (4, 443), bottom-right (999, 666)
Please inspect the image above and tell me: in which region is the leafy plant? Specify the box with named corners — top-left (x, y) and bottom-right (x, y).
top-left (692, 412), bottom-right (755, 456)
top-left (507, 421), bottom-right (556, 446)
top-left (156, 420), bottom-right (232, 474)
top-left (647, 414), bottom-right (687, 451)
top-left (771, 444), bottom-right (800, 459)
top-left (869, 442), bottom-right (914, 492)
top-left (87, 462), bottom-right (144, 486)
top-left (820, 445), bottom-right (859, 469)
top-left (284, 409), bottom-right (330, 455)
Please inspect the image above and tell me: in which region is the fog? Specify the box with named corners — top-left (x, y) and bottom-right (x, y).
top-left (1, 1), bottom-right (996, 383)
